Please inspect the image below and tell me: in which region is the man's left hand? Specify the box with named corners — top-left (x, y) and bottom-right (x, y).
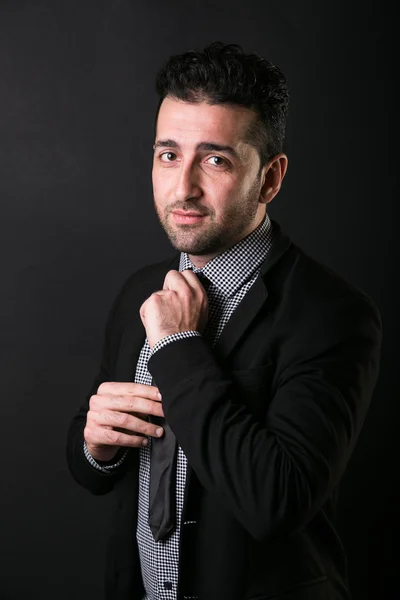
top-left (139, 269), bottom-right (209, 348)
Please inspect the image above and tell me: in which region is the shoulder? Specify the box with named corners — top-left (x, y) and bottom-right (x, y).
top-left (294, 245), bottom-right (379, 319)
top-left (268, 229), bottom-right (381, 336)
top-left (267, 237), bottom-right (382, 383)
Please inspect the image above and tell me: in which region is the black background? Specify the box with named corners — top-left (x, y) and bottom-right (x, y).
top-left (0, 2), bottom-right (397, 599)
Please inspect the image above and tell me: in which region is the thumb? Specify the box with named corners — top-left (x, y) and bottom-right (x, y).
top-left (139, 300), bottom-right (147, 325)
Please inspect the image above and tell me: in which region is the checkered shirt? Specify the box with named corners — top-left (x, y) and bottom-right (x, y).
top-left (84, 214), bottom-right (274, 599)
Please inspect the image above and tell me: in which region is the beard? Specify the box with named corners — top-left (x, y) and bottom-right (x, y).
top-left (154, 182), bottom-right (261, 256)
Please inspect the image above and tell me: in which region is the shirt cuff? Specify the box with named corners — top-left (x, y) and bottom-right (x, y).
top-left (83, 440), bottom-right (128, 474)
top-left (151, 331), bottom-right (201, 355)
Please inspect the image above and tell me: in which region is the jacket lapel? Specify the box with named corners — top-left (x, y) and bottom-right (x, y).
top-left (214, 275), bottom-right (268, 359)
top-left (214, 221), bottom-right (292, 360)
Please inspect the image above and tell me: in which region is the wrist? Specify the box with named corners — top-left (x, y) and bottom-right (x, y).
top-left (151, 330), bottom-right (202, 354)
top-left (148, 329), bottom-right (179, 349)
top-left (85, 443), bottom-right (120, 463)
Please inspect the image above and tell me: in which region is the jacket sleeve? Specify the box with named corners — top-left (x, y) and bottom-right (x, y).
top-left (147, 294), bottom-right (382, 542)
top-left (65, 282), bottom-right (133, 495)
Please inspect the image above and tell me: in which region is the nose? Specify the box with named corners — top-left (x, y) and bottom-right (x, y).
top-left (175, 162), bottom-right (202, 203)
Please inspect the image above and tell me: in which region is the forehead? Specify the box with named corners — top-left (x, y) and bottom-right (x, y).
top-left (156, 97), bottom-right (256, 146)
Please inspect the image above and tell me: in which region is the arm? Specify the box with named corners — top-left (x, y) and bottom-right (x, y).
top-left (66, 258), bottom-right (179, 495)
top-left (148, 296), bottom-right (382, 542)
top-left (65, 285), bottom-right (128, 495)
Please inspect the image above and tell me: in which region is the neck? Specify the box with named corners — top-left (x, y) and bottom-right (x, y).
top-left (188, 212), bottom-right (266, 268)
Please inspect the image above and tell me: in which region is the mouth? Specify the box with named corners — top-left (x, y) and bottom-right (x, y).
top-left (171, 211), bottom-right (207, 225)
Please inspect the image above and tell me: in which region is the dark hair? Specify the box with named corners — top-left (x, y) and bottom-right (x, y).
top-left (155, 42), bottom-right (290, 168)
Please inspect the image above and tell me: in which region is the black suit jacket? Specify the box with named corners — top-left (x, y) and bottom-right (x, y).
top-left (66, 221), bottom-right (382, 600)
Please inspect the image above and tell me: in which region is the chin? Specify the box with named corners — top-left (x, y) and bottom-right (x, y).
top-left (163, 219), bottom-right (224, 255)
top-left (171, 237), bottom-right (222, 256)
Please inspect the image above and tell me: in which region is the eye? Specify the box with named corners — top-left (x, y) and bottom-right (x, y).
top-left (206, 156), bottom-right (226, 167)
top-left (159, 151), bottom-right (177, 162)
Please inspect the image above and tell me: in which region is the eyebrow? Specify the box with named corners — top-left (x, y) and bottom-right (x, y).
top-left (154, 139), bottom-right (240, 160)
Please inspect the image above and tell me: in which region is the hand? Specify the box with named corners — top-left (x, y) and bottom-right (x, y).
top-left (84, 382), bottom-right (165, 462)
top-left (139, 269), bottom-right (209, 348)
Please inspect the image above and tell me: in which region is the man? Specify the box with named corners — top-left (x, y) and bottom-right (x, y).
top-left (66, 42), bottom-right (382, 600)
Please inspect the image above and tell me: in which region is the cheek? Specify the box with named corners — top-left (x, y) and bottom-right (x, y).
top-left (152, 173), bottom-right (165, 202)
top-left (152, 168), bottom-right (174, 198)
top-left (209, 180), bottom-right (239, 212)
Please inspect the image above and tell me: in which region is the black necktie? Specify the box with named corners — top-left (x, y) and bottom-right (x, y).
top-left (148, 271), bottom-right (210, 542)
top-left (148, 400), bottom-right (177, 542)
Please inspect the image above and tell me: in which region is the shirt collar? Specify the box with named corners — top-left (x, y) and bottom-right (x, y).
top-left (179, 213), bottom-right (274, 297)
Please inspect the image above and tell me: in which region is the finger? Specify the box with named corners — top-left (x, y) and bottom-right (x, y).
top-left (89, 410), bottom-right (164, 438)
top-left (180, 269), bottom-right (206, 293)
top-left (163, 269), bottom-right (181, 290)
top-left (97, 381), bottom-right (161, 401)
top-left (91, 394), bottom-right (164, 417)
top-left (84, 425), bottom-right (150, 449)
top-left (163, 269), bottom-right (192, 293)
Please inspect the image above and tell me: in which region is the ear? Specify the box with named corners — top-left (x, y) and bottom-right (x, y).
top-left (259, 153), bottom-right (288, 205)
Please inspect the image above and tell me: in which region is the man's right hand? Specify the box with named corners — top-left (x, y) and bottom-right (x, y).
top-left (84, 382), bottom-right (165, 462)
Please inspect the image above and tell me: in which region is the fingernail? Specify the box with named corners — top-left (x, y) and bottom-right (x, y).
top-left (155, 427), bottom-right (163, 437)
top-left (142, 438), bottom-right (148, 446)
top-left (157, 393), bottom-right (162, 400)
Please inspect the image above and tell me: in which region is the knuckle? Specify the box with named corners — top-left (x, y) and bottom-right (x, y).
top-left (141, 417), bottom-right (155, 433)
top-left (97, 382), bottom-right (107, 394)
top-left (129, 396), bottom-right (138, 411)
top-left (129, 436), bottom-right (144, 448)
top-left (117, 412), bottom-right (129, 427)
top-left (104, 429), bottom-right (119, 444)
top-left (137, 416), bottom-right (150, 434)
top-left (83, 425), bottom-right (92, 442)
top-left (147, 400), bottom-right (158, 415)
top-left (86, 411), bottom-right (95, 426)
top-left (89, 394), bottom-right (98, 409)
top-left (98, 381), bottom-right (117, 394)
top-left (110, 395), bottom-right (121, 408)
top-left (103, 409), bottom-right (122, 426)
top-left (146, 423), bottom-right (157, 436)
top-left (132, 398), bottom-right (144, 414)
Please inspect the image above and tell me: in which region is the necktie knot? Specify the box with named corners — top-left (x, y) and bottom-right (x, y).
top-left (194, 270), bottom-right (211, 293)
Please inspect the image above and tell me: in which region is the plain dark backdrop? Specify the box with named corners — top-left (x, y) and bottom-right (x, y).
top-left (0, 1), bottom-right (397, 599)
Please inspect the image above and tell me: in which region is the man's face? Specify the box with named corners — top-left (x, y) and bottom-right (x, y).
top-left (152, 97), bottom-right (267, 264)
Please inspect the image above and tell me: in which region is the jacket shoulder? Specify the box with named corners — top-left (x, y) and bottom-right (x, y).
top-left (276, 241), bottom-right (382, 333)
top-left (299, 245), bottom-right (378, 311)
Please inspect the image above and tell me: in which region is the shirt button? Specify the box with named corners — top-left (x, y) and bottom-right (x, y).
top-left (164, 581), bottom-right (173, 590)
